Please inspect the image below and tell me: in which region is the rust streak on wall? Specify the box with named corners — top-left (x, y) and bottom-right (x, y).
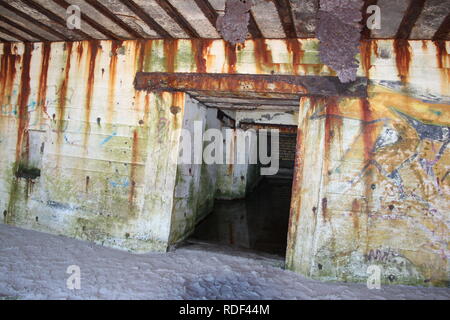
top-left (163, 40), bottom-right (178, 74)
top-left (56, 43), bottom-right (73, 156)
top-left (193, 39), bottom-right (212, 73)
top-left (37, 42), bottom-right (51, 125)
top-left (15, 43), bottom-right (33, 162)
top-left (83, 41), bottom-right (99, 149)
top-left (107, 41), bottom-right (123, 124)
top-left (286, 39), bottom-right (303, 75)
top-left (360, 40), bottom-right (372, 78)
top-left (253, 39), bottom-right (273, 74)
top-left (225, 42), bottom-right (237, 74)
top-left (0, 43), bottom-right (18, 108)
top-left (393, 39), bottom-right (412, 83)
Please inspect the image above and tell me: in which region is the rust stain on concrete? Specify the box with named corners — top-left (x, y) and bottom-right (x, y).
top-left (393, 39), bottom-right (412, 83)
top-left (37, 42), bottom-right (51, 124)
top-left (15, 43), bottom-right (33, 162)
top-left (83, 41), bottom-right (100, 149)
top-left (107, 41), bottom-right (123, 124)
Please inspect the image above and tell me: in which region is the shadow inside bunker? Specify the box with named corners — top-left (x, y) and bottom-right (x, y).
top-left (187, 175), bottom-right (293, 259)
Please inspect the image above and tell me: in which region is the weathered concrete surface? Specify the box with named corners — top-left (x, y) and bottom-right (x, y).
top-left (287, 39), bottom-right (450, 286)
top-left (0, 38), bottom-right (449, 287)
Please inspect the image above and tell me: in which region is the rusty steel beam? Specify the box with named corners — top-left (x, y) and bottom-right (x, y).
top-left (361, 0), bottom-right (378, 39)
top-left (155, 0), bottom-right (200, 38)
top-left (0, 25), bottom-right (28, 42)
top-left (118, 0), bottom-right (172, 38)
top-left (20, 0), bottom-right (92, 39)
top-left (52, 0), bottom-right (122, 40)
top-left (273, 0), bottom-right (297, 38)
top-left (85, 0), bottom-right (142, 38)
top-left (239, 122), bottom-right (298, 134)
top-left (135, 72), bottom-right (368, 97)
top-left (396, 0), bottom-right (427, 39)
top-left (0, 15), bottom-right (48, 41)
top-left (433, 13), bottom-right (450, 40)
top-left (0, 1), bottom-right (68, 40)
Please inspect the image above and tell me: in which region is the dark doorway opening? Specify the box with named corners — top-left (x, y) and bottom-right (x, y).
top-left (189, 128), bottom-right (297, 258)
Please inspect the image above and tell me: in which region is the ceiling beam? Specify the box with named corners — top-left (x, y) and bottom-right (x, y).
top-left (193, 0), bottom-right (218, 28)
top-left (118, 0), bottom-right (172, 38)
top-left (0, 0), bottom-right (68, 40)
top-left (248, 11), bottom-right (263, 38)
top-left (273, 0), bottom-right (297, 38)
top-left (52, 0), bottom-right (122, 40)
top-left (20, 0), bottom-right (92, 39)
top-left (395, 0), bottom-right (427, 39)
top-left (433, 13), bottom-right (450, 41)
top-left (85, 0), bottom-right (142, 38)
top-left (361, 0), bottom-right (378, 39)
top-left (0, 15), bottom-right (48, 41)
top-left (0, 25), bottom-right (28, 42)
top-left (155, 0), bottom-right (200, 38)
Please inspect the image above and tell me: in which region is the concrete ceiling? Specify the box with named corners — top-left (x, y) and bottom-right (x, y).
top-left (0, 0), bottom-right (448, 43)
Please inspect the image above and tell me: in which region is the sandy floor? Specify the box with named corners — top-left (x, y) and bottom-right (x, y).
top-left (0, 224), bottom-right (448, 300)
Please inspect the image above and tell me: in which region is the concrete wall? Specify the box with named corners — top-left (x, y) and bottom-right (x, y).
top-left (287, 40), bottom-right (450, 287)
top-left (0, 38), bottom-right (448, 286)
top-left (0, 41), bottom-right (186, 252)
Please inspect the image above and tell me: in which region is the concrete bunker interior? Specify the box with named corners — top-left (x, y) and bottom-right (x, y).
top-left (0, 0), bottom-right (449, 288)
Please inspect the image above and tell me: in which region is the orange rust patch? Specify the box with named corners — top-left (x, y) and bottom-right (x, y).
top-left (372, 40), bottom-right (379, 58)
top-left (360, 40), bottom-right (372, 78)
top-left (83, 41), bottom-right (99, 149)
top-left (15, 43), bottom-right (33, 162)
top-left (225, 42), bottom-right (237, 74)
top-left (193, 39), bottom-right (212, 73)
top-left (422, 40), bottom-right (428, 51)
top-left (0, 43), bottom-right (18, 108)
top-left (393, 39), bottom-right (411, 83)
top-left (286, 39), bottom-right (303, 75)
top-left (55, 43), bottom-right (73, 167)
top-left (253, 39), bottom-right (273, 74)
top-left (107, 41), bottom-right (123, 124)
top-left (129, 130), bottom-right (139, 207)
top-left (163, 39), bottom-right (178, 73)
top-left (76, 42), bottom-right (84, 65)
top-left (360, 98), bottom-right (376, 162)
top-left (37, 42), bottom-right (51, 125)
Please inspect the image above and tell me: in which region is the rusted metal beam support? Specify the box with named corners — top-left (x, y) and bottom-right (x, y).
top-left (361, 0), bottom-right (378, 39)
top-left (135, 72), bottom-right (368, 97)
top-left (273, 0), bottom-right (297, 38)
top-left (52, 0), bottom-right (122, 40)
top-left (21, 0), bottom-right (92, 39)
top-left (0, 1), bottom-right (68, 40)
top-left (433, 13), bottom-right (450, 41)
top-left (0, 25), bottom-right (27, 42)
top-left (118, 0), bottom-right (172, 38)
top-left (155, 0), bottom-right (200, 38)
top-left (239, 122), bottom-right (298, 134)
top-left (395, 0), bottom-right (427, 39)
top-left (85, 0), bottom-right (142, 38)
top-left (0, 15), bottom-right (48, 41)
